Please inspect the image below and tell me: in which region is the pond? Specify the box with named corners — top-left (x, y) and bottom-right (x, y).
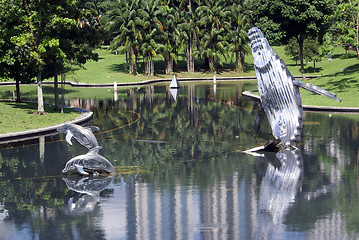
top-left (0, 81), bottom-right (358, 240)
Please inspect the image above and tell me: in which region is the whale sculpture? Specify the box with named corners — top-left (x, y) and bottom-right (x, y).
top-left (57, 123), bottom-right (100, 150)
top-left (62, 146), bottom-right (116, 175)
top-left (248, 27), bottom-right (341, 147)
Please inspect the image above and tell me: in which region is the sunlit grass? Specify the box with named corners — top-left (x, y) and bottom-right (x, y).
top-left (0, 101), bottom-right (80, 134)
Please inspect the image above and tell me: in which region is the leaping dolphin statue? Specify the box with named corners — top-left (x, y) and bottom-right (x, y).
top-left (248, 27), bottom-right (341, 148)
top-left (57, 123), bottom-right (100, 150)
top-left (62, 146), bottom-right (116, 175)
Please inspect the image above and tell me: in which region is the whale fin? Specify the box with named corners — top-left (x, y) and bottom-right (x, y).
top-left (86, 126), bottom-right (100, 132)
top-left (88, 146), bottom-right (102, 154)
top-left (75, 164), bottom-right (89, 175)
top-left (254, 104), bottom-right (266, 137)
top-left (65, 130), bottom-right (73, 145)
top-left (293, 79), bottom-right (342, 102)
top-left (244, 139), bottom-right (281, 154)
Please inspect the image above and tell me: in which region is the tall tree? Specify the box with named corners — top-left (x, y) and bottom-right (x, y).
top-left (139, 0), bottom-right (162, 76)
top-left (18, 0), bottom-right (76, 114)
top-left (196, 0), bottom-right (230, 72)
top-left (178, 0), bottom-right (199, 73)
top-left (227, 0), bottom-right (251, 73)
top-left (107, 0), bottom-right (141, 75)
top-left (0, 0), bottom-right (36, 102)
top-left (156, 2), bottom-right (180, 74)
top-left (333, 0), bottom-right (359, 58)
top-left (252, 0), bottom-right (334, 79)
top-left (42, 0), bottom-right (103, 110)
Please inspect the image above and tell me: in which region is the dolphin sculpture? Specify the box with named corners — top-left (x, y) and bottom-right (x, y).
top-left (248, 27), bottom-right (341, 147)
top-left (57, 123), bottom-right (100, 150)
top-left (62, 146), bottom-right (116, 175)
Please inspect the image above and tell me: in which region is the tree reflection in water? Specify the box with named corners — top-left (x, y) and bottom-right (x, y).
top-left (0, 82), bottom-right (358, 239)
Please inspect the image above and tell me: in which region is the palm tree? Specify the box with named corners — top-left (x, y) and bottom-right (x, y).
top-left (227, 1), bottom-right (251, 73)
top-left (178, 4), bottom-right (199, 73)
top-left (156, 2), bottom-right (180, 74)
top-left (196, 0), bottom-right (230, 72)
top-left (139, 0), bottom-right (162, 76)
top-left (107, 0), bottom-right (141, 74)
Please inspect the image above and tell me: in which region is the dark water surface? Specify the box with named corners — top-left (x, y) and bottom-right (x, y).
top-left (0, 82), bottom-right (358, 240)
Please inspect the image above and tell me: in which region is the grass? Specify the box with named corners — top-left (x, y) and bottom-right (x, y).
top-left (0, 101), bottom-right (80, 134)
top-left (66, 46), bottom-right (255, 84)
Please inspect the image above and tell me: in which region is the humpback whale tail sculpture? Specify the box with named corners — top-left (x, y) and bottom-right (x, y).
top-left (248, 27), bottom-right (341, 148)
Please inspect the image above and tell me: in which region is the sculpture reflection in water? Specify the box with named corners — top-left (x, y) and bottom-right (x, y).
top-left (248, 27), bottom-right (341, 148)
top-left (255, 148), bottom-right (303, 239)
top-left (62, 175), bottom-right (114, 215)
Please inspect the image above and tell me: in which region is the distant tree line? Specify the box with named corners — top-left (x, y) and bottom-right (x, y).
top-left (0, 0), bottom-right (357, 112)
top-left (101, 0), bottom-right (252, 76)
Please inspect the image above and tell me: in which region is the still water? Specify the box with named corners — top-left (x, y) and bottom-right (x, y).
top-left (0, 82), bottom-right (358, 240)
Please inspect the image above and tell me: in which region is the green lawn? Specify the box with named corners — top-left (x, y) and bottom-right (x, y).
top-left (0, 101), bottom-right (80, 134)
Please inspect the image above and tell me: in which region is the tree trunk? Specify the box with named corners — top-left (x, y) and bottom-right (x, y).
top-left (204, 56), bottom-right (210, 71)
top-left (54, 59), bottom-right (60, 110)
top-left (356, 4), bottom-right (359, 59)
top-left (145, 56), bottom-right (149, 76)
top-left (151, 55), bottom-right (154, 76)
top-left (239, 51), bottom-right (245, 73)
top-left (208, 56), bottom-right (216, 72)
top-left (134, 55), bottom-right (138, 75)
top-left (129, 46), bottom-right (134, 74)
top-left (298, 37), bottom-right (305, 80)
top-left (36, 69), bottom-right (45, 114)
top-left (235, 51), bottom-right (240, 73)
top-left (15, 78), bottom-right (21, 103)
top-left (187, 35), bottom-right (195, 73)
top-left (165, 55), bottom-right (173, 74)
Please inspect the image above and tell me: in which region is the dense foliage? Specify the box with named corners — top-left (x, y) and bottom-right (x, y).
top-left (0, 0), bottom-right (358, 94)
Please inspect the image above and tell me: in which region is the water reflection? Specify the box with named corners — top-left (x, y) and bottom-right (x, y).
top-left (0, 82), bottom-right (358, 239)
top-left (63, 175), bottom-right (114, 196)
top-left (169, 88), bottom-right (179, 101)
top-left (62, 175), bottom-right (113, 215)
top-left (255, 149), bottom-right (303, 239)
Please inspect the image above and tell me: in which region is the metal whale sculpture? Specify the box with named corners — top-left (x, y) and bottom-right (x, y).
top-left (248, 27), bottom-right (341, 147)
top-left (57, 123), bottom-right (100, 150)
top-left (62, 146), bottom-right (116, 175)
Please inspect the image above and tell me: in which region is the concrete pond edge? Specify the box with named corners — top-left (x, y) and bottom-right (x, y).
top-left (0, 105), bottom-right (93, 144)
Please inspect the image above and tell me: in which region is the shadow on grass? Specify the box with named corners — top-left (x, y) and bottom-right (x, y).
top-left (107, 55), bottom-right (254, 76)
top-left (320, 63), bottom-right (359, 93)
top-left (3, 101), bottom-right (76, 114)
top-left (304, 66), bottom-right (323, 73)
